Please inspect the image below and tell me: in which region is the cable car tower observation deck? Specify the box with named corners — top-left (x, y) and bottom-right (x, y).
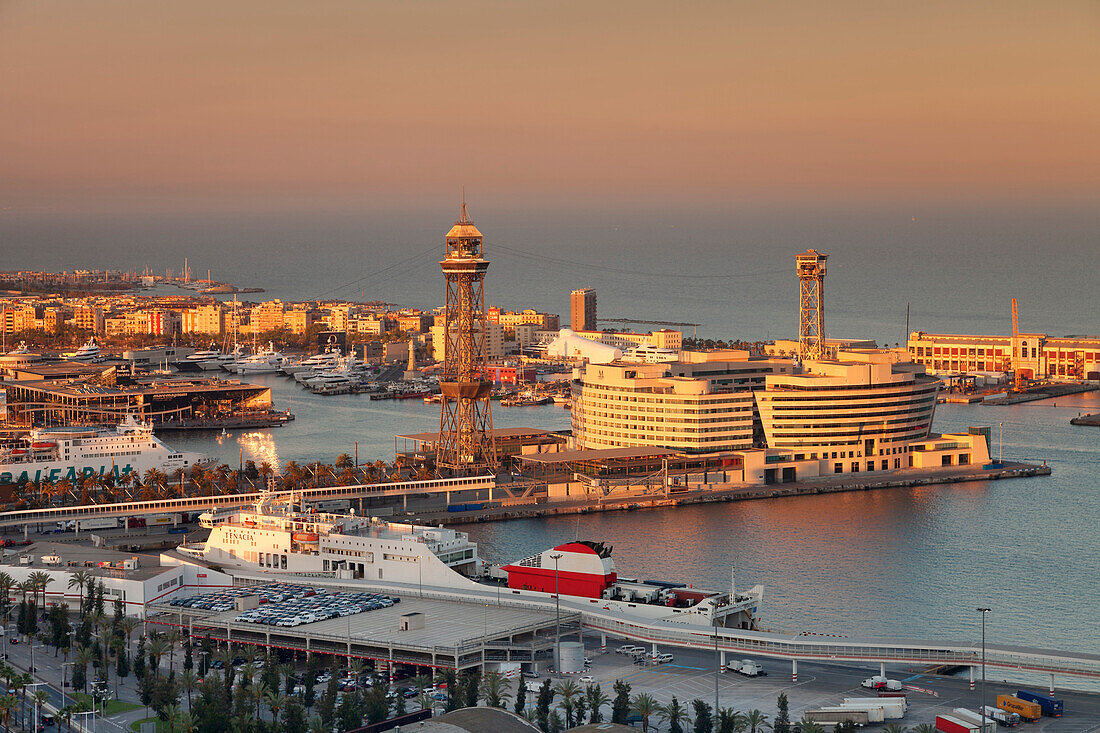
top-left (436, 199), bottom-right (498, 474)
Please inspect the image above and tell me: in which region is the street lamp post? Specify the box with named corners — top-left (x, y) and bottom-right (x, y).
top-left (72, 709), bottom-right (95, 733)
top-left (713, 615), bottom-right (720, 723)
top-left (998, 423), bottom-right (1003, 464)
top-left (26, 682), bottom-right (45, 733)
top-left (978, 608), bottom-right (990, 731)
top-left (550, 552), bottom-right (562, 670)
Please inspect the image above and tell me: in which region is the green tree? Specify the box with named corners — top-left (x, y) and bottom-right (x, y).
top-left (479, 671), bottom-right (510, 708)
top-left (282, 698), bottom-right (307, 733)
top-left (773, 694), bottom-right (791, 733)
top-left (464, 670), bottom-right (481, 707)
top-left (659, 696), bottom-right (690, 733)
top-left (513, 678), bottom-right (527, 715)
top-left (553, 679), bottom-right (581, 728)
top-left (746, 709), bottom-right (769, 733)
top-left (611, 679), bottom-right (631, 724)
top-left (797, 721), bottom-right (825, 733)
top-left (692, 699), bottom-right (714, 733)
top-left (547, 710), bottom-right (564, 733)
top-left (631, 693), bottom-right (658, 732)
top-left (536, 679), bottom-right (554, 732)
top-left (586, 684), bottom-right (609, 724)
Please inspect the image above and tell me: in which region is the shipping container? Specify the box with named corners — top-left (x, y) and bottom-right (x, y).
top-left (167, 527), bottom-right (188, 534)
top-left (936, 714), bottom-right (980, 733)
top-left (996, 695), bottom-right (1041, 722)
top-left (844, 696), bottom-right (906, 717)
top-left (950, 708), bottom-right (997, 733)
top-left (838, 700), bottom-right (898, 720)
top-left (1015, 689), bottom-right (1063, 717)
top-left (803, 708), bottom-right (871, 725)
top-left (77, 517), bottom-right (120, 530)
top-left (147, 514), bottom-right (175, 525)
top-left (981, 705), bottom-right (1020, 726)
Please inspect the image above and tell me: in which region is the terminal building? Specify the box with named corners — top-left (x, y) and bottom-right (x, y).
top-left (568, 348), bottom-right (989, 480)
top-left (907, 331), bottom-right (1100, 381)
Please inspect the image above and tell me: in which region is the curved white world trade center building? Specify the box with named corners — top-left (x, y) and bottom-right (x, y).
top-left (755, 360), bottom-right (941, 469)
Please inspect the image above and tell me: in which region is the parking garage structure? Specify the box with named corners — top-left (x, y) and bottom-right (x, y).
top-left (148, 590), bottom-right (577, 673)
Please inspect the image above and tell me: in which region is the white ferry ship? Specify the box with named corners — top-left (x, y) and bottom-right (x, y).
top-left (0, 415), bottom-right (214, 485)
top-left (177, 494), bottom-right (762, 628)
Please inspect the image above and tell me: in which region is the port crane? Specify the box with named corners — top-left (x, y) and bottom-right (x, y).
top-left (1012, 298), bottom-right (1026, 392)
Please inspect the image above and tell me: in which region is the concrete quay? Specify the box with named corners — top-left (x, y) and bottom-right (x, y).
top-left (416, 461), bottom-right (1052, 526)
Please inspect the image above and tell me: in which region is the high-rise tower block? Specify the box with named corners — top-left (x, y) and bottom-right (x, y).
top-left (437, 200), bottom-right (497, 473)
top-left (571, 287), bottom-right (597, 331)
top-left (796, 249), bottom-right (828, 361)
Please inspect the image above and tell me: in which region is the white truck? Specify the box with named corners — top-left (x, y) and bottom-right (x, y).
top-left (860, 675), bottom-right (903, 691)
top-left (981, 705), bottom-right (1021, 726)
top-left (950, 708), bottom-right (998, 733)
top-left (735, 660), bottom-right (767, 677)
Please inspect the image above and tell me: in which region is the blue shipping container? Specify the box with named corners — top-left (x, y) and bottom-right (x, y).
top-left (446, 505), bottom-right (466, 513)
top-left (1016, 689), bottom-right (1063, 716)
top-left (168, 527), bottom-right (188, 534)
top-left (465, 503), bottom-right (483, 511)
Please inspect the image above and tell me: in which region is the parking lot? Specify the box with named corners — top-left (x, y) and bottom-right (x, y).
top-left (169, 582), bottom-right (398, 627)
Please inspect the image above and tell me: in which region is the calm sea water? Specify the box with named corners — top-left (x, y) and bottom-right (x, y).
top-left (3, 206), bottom-right (1098, 656)
top-left (1, 205), bottom-right (1097, 341)
top-left (164, 373), bottom-right (1100, 656)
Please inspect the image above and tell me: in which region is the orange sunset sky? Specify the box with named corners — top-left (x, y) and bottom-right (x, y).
top-left (1, 1), bottom-right (1097, 211)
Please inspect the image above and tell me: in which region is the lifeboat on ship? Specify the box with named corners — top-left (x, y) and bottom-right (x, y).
top-left (243, 519), bottom-right (257, 527)
top-left (500, 541), bottom-right (617, 599)
top-left (30, 442), bottom-right (57, 450)
top-left (10, 449), bottom-right (27, 456)
top-left (293, 532), bottom-right (319, 543)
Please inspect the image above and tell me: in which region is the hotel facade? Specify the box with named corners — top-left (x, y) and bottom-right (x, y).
top-left (568, 350), bottom-right (978, 477)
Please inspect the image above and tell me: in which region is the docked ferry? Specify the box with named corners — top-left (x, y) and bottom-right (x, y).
top-left (177, 493), bottom-right (762, 628)
top-left (0, 415), bottom-right (214, 484)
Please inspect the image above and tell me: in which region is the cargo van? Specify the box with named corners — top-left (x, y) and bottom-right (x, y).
top-left (654, 653), bottom-right (674, 664)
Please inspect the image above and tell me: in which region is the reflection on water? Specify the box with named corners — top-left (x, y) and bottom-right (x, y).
top-left (166, 374), bottom-right (1099, 654)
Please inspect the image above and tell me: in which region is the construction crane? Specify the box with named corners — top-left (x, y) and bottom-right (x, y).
top-left (1012, 298), bottom-right (1026, 392)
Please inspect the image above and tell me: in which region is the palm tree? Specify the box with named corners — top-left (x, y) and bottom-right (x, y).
top-left (165, 628), bottom-right (181, 671)
top-left (29, 571), bottom-right (53, 612)
top-left (334, 454), bottom-right (353, 470)
top-left (265, 690), bottom-right (287, 723)
top-left (181, 669), bottom-right (197, 711)
top-left (74, 646), bottom-right (93, 693)
top-left (882, 725), bottom-right (910, 733)
top-left (630, 693), bottom-right (658, 732)
top-left (120, 617), bottom-right (138, 657)
top-left (478, 671), bottom-right (511, 708)
top-left (68, 571), bottom-right (92, 614)
top-left (912, 725), bottom-right (937, 733)
top-left (658, 697), bottom-right (690, 733)
top-left (585, 684), bottom-right (609, 724)
top-left (178, 711), bottom-right (197, 733)
top-left (0, 573), bottom-right (15, 626)
top-left (32, 691), bottom-right (49, 728)
top-left (554, 679), bottom-right (582, 727)
top-left (745, 708), bottom-right (769, 733)
top-left (308, 715), bottom-right (327, 733)
top-left (797, 721), bottom-right (825, 733)
top-left (0, 694), bottom-right (16, 733)
top-left (717, 708), bottom-right (746, 733)
top-left (148, 636), bottom-right (169, 677)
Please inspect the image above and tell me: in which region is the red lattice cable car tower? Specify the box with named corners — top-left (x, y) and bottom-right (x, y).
top-left (436, 199), bottom-right (498, 473)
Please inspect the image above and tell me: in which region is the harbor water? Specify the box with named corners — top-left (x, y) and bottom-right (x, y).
top-left (166, 374), bottom-right (1100, 655)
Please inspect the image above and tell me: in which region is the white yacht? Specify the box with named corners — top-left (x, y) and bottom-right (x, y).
top-left (62, 337), bottom-right (104, 363)
top-left (283, 348), bottom-right (343, 377)
top-left (182, 343), bottom-right (230, 371)
top-left (0, 415), bottom-right (214, 485)
top-left (302, 370), bottom-right (357, 395)
top-left (229, 342), bottom-right (286, 374)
